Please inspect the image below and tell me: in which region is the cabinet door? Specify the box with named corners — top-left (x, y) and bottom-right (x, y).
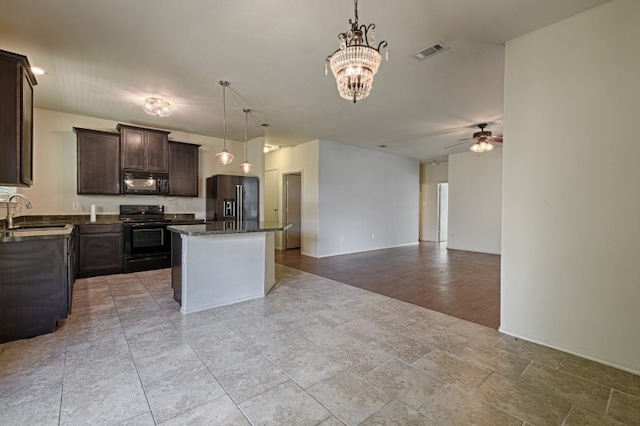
top-left (76, 225), bottom-right (123, 277)
top-left (146, 131), bottom-right (169, 172)
top-left (120, 126), bottom-right (146, 170)
top-left (75, 128), bottom-right (120, 194)
top-left (0, 49), bottom-right (37, 186)
top-left (20, 69), bottom-right (34, 185)
top-left (169, 141), bottom-right (199, 196)
top-left (0, 238), bottom-right (66, 343)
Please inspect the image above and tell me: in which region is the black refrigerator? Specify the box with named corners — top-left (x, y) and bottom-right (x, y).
top-left (206, 175), bottom-right (259, 222)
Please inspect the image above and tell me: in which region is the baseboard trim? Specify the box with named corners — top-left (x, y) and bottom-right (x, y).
top-left (315, 242), bottom-right (419, 258)
top-left (498, 326), bottom-right (640, 376)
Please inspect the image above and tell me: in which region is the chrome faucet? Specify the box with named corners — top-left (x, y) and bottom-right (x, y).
top-left (5, 193), bottom-right (33, 229)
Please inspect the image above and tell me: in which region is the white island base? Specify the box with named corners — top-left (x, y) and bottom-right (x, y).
top-left (170, 228), bottom-right (278, 314)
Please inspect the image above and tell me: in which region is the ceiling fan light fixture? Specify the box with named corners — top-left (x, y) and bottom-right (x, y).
top-left (326, 0), bottom-right (388, 103)
top-left (470, 140), bottom-right (494, 153)
top-left (469, 123), bottom-right (499, 153)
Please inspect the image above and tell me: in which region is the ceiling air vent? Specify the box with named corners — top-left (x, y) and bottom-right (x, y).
top-left (411, 42), bottom-right (449, 61)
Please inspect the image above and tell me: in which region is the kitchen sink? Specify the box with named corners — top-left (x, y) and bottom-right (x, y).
top-left (3, 224), bottom-right (70, 231)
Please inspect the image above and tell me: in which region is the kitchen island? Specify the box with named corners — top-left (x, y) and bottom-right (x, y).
top-left (167, 221), bottom-right (290, 314)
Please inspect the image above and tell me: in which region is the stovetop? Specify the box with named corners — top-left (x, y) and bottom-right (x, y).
top-left (119, 204), bottom-right (169, 222)
top-left (119, 205), bottom-right (202, 224)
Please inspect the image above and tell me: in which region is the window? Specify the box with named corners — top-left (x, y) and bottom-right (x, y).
top-left (0, 186), bottom-right (17, 201)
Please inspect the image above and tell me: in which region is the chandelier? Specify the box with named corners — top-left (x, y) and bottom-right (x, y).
top-left (240, 108), bottom-right (253, 174)
top-left (216, 81), bottom-right (234, 165)
top-left (326, 0), bottom-right (388, 103)
top-left (143, 97), bottom-right (172, 117)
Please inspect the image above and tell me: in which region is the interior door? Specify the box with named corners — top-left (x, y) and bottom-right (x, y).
top-left (284, 173), bottom-right (301, 249)
top-left (437, 182), bottom-right (449, 242)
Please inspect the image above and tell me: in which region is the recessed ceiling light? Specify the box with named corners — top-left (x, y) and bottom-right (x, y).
top-left (31, 66), bottom-right (45, 75)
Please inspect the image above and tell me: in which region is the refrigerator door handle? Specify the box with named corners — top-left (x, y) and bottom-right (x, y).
top-left (236, 184), bottom-right (243, 223)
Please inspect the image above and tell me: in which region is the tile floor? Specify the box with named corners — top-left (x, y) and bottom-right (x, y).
top-left (1, 266), bottom-right (639, 425)
top-left (276, 244), bottom-right (501, 329)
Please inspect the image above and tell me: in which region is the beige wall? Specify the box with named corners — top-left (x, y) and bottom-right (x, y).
top-left (12, 108), bottom-right (263, 219)
top-left (264, 141), bottom-right (320, 257)
top-left (501, 0), bottom-right (640, 373)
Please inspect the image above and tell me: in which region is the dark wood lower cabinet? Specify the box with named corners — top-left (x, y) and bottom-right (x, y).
top-left (0, 237), bottom-right (71, 343)
top-left (76, 224), bottom-right (123, 278)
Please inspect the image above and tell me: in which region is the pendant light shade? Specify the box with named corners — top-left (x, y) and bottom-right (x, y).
top-left (240, 108), bottom-right (253, 174)
top-left (216, 81), bottom-right (234, 165)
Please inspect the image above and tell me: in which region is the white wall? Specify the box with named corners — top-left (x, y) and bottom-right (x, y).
top-left (447, 150), bottom-right (502, 254)
top-left (420, 162), bottom-right (448, 242)
top-left (501, 0), bottom-right (640, 373)
top-left (318, 140), bottom-right (419, 257)
top-left (9, 108), bottom-right (262, 219)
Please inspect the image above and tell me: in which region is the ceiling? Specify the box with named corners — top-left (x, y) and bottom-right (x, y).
top-left (0, 0), bottom-right (610, 163)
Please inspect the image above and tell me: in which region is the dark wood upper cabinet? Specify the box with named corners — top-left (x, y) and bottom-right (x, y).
top-left (169, 141), bottom-right (200, 197)
top-left (0, 49), bottom-right (37, 186)
top-left (74, 127), bottom-right (120, 194)
top-left (118, 124), bottom-right (170, 172)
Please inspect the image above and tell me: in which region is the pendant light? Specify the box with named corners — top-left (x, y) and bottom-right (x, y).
top-left (240, 108), bottom-right (253, 174)
top-left (215, 80), bottom-right (234, 165)
top-left (261, 123), bottom-right (272, 153)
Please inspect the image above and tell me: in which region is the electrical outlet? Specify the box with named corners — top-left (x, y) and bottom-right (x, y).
top-left (72, 202), bottom-right (79, 211)
top-left (371, 233), bottom-right (375, 239)
top-left (340, 236), bottom-right (344, 242)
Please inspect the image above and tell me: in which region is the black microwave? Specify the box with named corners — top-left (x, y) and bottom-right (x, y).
top-left (122, 171), bottom-right (169, 195)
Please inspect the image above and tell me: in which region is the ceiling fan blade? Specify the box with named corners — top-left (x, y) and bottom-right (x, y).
top-left (445, 141), bottom-right (470, 150)
top-left (489, 136), bottom-right (503, 143)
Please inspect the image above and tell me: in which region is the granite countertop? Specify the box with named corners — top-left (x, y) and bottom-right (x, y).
top-left (6, 213), bottom-right (199, 227)
top-left (168, 221), bottom-right (290, 236)
top-left (1, 224), bottom-right (75, 243)
top-left (1, 214), bottom-right (200, 243)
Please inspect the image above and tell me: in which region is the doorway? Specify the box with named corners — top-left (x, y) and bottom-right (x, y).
top-left (284, 172), bottom-right (301, 249)
top-left (437, 182), bottom-right (449, 242)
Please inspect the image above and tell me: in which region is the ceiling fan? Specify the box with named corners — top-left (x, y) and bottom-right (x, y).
top-left (446, 123), bottom-right (503, 153)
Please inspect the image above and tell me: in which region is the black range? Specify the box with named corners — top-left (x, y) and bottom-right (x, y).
top-left (120, 204), bottom-right (172, 273)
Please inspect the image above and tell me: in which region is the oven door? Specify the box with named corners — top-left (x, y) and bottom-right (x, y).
top-left (123, 221), bottom-right (170, 257)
